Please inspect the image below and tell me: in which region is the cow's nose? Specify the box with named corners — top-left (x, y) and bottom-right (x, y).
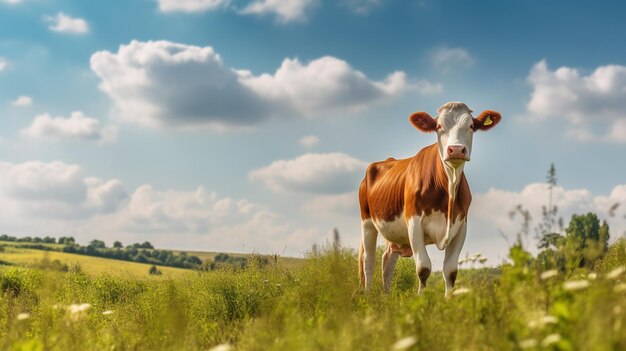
top-left (447, 145), bottom-right (466, 159)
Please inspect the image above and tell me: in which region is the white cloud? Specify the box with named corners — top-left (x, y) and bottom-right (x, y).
top-left (45, 12), bottom-right (89, 34)
top-left (0, 160), bottom-right (323, 256)
top-left (12, 95), bottom-right (32, 107)
top-left (0, 161), bottom-right (127, 218)
top-left (1, 0), bottom-right (22, 4)
top-left (21, 111), bottom-right (116, 143)
top-left (299, 135), bottom-right (320, 148)
top-left (526, 60), bottom-right (626, 143)
top-left (473, 183), bottom-right (626, 250)
top-left (342, 0), bottom-right (380, 14)
top-left (156, 0), bottom-right (227, 13)
top-left (431, 46), bottom-right (474, 71)
top-left (91, 40), bottom-right (430, 130)
top-left (239, 0), bottom-right (317, 23)
top-left (250, 153), bottom-right (367, 194)
top-left (304, 192), bottom-right (359, 217)
top-left (0, 57), bottom-right (7, 72)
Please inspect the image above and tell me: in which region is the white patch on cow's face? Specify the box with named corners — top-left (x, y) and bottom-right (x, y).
top-left (436, 107), bottom-right (474, 168)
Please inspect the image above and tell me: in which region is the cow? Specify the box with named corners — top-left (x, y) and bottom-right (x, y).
top-left (358, 102), bottom-right (501, 296)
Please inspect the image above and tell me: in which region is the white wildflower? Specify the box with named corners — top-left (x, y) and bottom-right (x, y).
top-left (393, 335), bottom-right (418, 350)
top-left (540, 270), bottom-right (558, 280)
top-left (68, 303), bottom-right (92, 314)
top-left (607, 266), bottom-right (625, 280)
top-left (540, 315), bottom-right (558, 325)
top-left (588, 272), bottom-right (597, 280)
top-left (102, 310), bottom-right (114, 315)
top-left (541, 333), bottom-right (562, 347)
top-left (519, 338), bottom-right (538, 349)
top-left (16, 313), bottom-right (31, 321)
top-left (563, 279), bottom-right (590, 291)
top-left (209, 344), bottom-right (232, 351)
top-left (452, 287), bottom-right (470, 296)
top-left (614, 283), bottom-right (626, 293)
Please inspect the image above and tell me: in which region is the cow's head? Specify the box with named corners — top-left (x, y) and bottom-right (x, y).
top-left (409, 102), bottom-right (501, 168)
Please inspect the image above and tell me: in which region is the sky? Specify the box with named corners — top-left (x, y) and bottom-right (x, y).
top-left (1, 0), bottom-right (626, 266)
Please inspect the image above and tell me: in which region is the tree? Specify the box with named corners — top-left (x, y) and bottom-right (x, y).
top-left (148, 265), bottom-right (162, 275)
top-left (113, 241), bottom-right (123, 248)
top-left (563, 213), bottom-right (610, 268)
top-left (89, 240), bottom-right (106, 249)
top-left (58, 236), bottom-right (75, 245)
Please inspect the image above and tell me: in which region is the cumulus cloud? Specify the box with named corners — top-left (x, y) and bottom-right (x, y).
top-left (304, 192), bottom-right (359, 218)
top-left (21, 111), bottom-right (116, 143)
top-left (299, 135), bottom-right (319, 148)
top-left (0, 160), bottom-right (322, 255)
top-left (0, 161), bottom-right (127, 218)
top-left (473, 183), bottom-right (626, 249)
top-left (12, 95), bottom-right (32, 107)
top-left (526, 60), bottom-right (626, 143)
top-left (156, 0), bottom-right (227, 13)
top-left (90, 40), bottom-right (433, 129)
top-left (250, 153), bottom-right (367, 194)
top-left (45, 12), bottom-right (89, 34)
top-left (431, 46), bottom-right (474, 71)
top-left (239, 0), bottom-right (317, 23)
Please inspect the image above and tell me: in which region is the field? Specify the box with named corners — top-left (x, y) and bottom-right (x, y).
top-left (0, 245), bottom-right (190, 278)
top-left (0, 239), bottom-right (625, 350)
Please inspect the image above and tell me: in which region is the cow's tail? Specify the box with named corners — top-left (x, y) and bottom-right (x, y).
top-left (358, 240), bottom-right (365, 287)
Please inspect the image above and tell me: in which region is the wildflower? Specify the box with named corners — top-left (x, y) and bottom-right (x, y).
top-left (393, 335), bottom-right (418, 350)
top-left (102, 310), bottom-right (114, 315)
top-left (614, 283), bottom-right (626, 293)
top-left (452, 287), bottom-right (470, 296)
top-left (209, 344), bottom-right (231, 351)
top-left (588, 272), bottom-right (597, 280)
top-left (540, 315), bottom-right (558, 325)
top-left (16, 313), bottom-right (31, 321)
top-left (541, 333), bottom-right (562, 347)
top-left (540, 269), bottom-right (558, 280)
top-left (519, 339), bottom-right (538, 349)
top-left (563, 279), bottom-right (590, 291)
top-left (276, 283), bottom-right (282, 287)
top-left (68, 303), bottom-right (92, 314)
top-left (607, 266), bottom-right (625, 280)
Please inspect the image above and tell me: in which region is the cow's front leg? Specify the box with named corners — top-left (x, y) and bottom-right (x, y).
top-left (361, 220), bottom-right (378, 292)
top-left (382, 243), bottom-right (399, 293)
top-left (408, 215), bottom-right (431, 293)
top-left (442, 221), bottom-right (467, 297)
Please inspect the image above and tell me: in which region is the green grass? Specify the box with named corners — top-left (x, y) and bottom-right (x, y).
top-left (0, 239), bottom-right (625, 350)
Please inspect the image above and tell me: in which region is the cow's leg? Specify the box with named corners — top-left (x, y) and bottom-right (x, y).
top-left (442, 221), bottom-right (467, 297)
top-left (361, 219), bottom-right (378, 292)
top-left (382, 243), bottom-right (399, 293)
top-left (408, 215), bottom-right (431, 293)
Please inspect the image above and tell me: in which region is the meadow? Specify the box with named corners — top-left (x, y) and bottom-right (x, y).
top-left (0, 237), bottom-right (625, 350)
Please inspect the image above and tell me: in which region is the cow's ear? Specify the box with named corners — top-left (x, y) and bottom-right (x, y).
top-left (409, 112), bottom-right (437, 132)
top-left (472, 110), bottom-right (501, 131)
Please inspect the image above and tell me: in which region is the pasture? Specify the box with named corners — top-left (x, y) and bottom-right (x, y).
top-left (1, 239), bottom-right (625, 350)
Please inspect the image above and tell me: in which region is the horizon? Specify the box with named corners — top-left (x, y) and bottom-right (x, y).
top-left (1, 0), bottom-right (626, 266)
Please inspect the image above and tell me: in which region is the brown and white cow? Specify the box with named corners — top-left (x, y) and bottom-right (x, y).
top-left (358, 102), bottom-right (501, 296)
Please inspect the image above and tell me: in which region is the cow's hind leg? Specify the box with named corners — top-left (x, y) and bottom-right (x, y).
top-left (382, 243), bottom-right (399, 293)
top-left (442, 222), bottom-right (467, 297)
top-left (408, 216), bottom-right (431, 293)
top-left (361, 219), bottom-right (378, 292)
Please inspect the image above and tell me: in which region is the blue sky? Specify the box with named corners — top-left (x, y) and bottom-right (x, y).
top-left (1, 0), bottom-right (625, 264)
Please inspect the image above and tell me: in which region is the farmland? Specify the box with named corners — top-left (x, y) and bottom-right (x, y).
top-left (1, 237), bottom-right (625, 350)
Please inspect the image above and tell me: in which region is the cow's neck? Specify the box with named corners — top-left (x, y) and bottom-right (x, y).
top-left (436, 153), bottom-right (465, 249)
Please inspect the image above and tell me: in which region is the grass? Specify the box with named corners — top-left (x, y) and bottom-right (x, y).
top-left (0, 239), bottom-right (625, 350)
top-left (0, 246), bottom-right (190, 278)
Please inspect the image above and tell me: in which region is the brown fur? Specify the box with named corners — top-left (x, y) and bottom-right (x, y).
top-left (359, 143), bottom-right (471, 224)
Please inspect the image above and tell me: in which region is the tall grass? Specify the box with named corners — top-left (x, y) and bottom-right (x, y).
top-left (1, 239), bottom-right (625, 350)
